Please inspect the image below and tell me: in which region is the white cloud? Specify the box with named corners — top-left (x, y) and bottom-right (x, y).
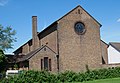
top-left (0, 0), bottom-right (9, 6)
top-left (117, 18), bottom-right (120, 22)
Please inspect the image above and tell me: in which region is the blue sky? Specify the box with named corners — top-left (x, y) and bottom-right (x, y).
top-left (0, 0), bottom-right (120, 53)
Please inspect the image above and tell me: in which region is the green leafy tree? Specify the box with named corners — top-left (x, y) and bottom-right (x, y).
top-left (0, 24), bottom-right (16, 72)
top-left (0, 24), bottom-right (16, 51)
top-left (0, 49), bottom-right (6, 72)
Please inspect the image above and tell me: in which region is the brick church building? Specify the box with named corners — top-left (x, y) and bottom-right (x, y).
top-left (12, 5), bottom-right (109, 72)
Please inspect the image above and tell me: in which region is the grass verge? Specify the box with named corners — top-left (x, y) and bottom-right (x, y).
top-left (65, 77), bottom-right (120, 83)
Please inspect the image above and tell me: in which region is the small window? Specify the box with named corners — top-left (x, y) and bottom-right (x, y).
top-left (49, 59), bottom-right (51, 71)
top-left (44, 57), bottom-right (48, 70)
top-left (41, 59), bottom-right (43, 70)
top-left (74, 22), bottom-right (86, 35)
top-left (78, 9), bottom-right (80, 14)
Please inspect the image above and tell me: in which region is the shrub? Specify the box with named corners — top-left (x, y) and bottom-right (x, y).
top-left (1, 67), bottom-right (120, 83)
top-left (57, 70), bottom-right (77, 82)
top-left (1, 70), bottom-right (59, 83)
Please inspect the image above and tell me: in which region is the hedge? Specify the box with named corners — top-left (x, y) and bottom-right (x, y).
top-left (1, 67), bottom-right (120, 83)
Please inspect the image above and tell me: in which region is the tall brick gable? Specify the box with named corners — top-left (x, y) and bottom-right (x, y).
top-left (57, 6), bottom-right (102, 72)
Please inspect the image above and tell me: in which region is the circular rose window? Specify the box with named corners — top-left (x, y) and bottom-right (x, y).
top-left (74, 22), bottom-right (86, 35)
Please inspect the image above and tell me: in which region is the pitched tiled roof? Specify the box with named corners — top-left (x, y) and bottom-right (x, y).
top-left (5, 54), bottom-right (16, 63)
top-left (16, 45), bottom-right (57, 63)
top-left (109, 42), bottom-right (120, 52)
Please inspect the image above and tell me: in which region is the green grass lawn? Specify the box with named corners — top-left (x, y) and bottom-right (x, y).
top-left (65, 78), bottom-right (120, 83)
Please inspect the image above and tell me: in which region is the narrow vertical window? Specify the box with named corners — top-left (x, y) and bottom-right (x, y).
top-left (44, 57), bottom-right (48, 70)
top-left (49, 59), bottom-right (51, 71)
top-left (78, 9), bottom-right (80, 14)
top-left (41, 59), bottom-right (43, 70)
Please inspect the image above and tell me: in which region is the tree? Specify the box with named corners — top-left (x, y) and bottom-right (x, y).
top-left (0, 49), bottom-right (6, 72)
top-left (0, 24), bottom-right (16, 51)
top-left (0, 24), bottom-right (16, 72)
